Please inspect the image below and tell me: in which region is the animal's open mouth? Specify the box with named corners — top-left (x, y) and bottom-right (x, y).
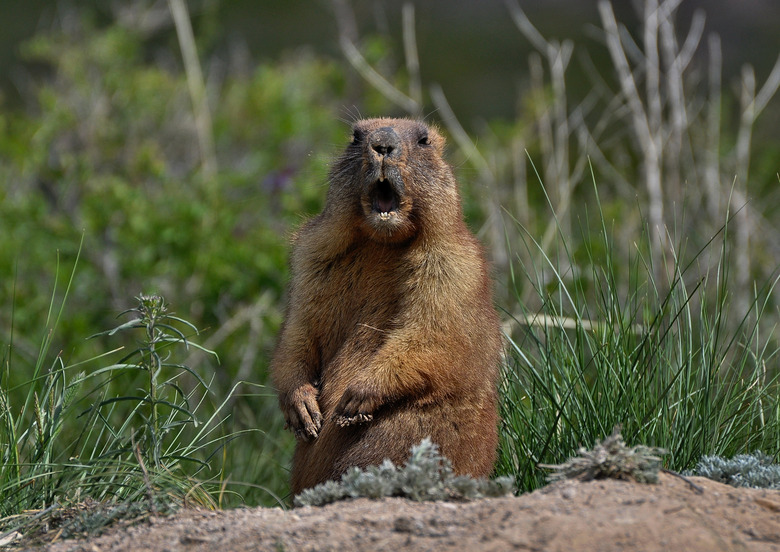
top-left (371, 178), bottom-right (400, 218)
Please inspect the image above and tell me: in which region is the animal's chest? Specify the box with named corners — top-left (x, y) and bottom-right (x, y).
top-left (304, 247), bottom-right (407, 362)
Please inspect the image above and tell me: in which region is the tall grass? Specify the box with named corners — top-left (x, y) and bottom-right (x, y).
top-left (497, 175), bottom-right (780, 492)
top-left (0, 262), bottom-right (242, 540)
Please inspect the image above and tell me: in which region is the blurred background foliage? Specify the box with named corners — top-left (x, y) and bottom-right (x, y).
top-left (1, 0), bottom-right (778, 506)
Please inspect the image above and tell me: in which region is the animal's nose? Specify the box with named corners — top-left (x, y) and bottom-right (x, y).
top-left (369, 127), bottom-right (401, 157)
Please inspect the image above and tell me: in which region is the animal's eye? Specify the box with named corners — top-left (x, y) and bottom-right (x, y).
top-left (417, 134), bottom-right (430, 146)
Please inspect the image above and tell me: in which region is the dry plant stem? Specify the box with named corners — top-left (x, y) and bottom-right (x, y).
top-left (512, 313), bottom-right (644, 334)
top-left (661, 468), bottom-right (705, 494)
top-left (329, 0), bottom-right (358, 43)
top-left (428, 86), bottom-right (493, 183)
top-left (529, 53), bottom-right (553, 186)
top-left (428, 84), bottom-right (506, 271)
top-left (733, 53), bottom-right (780, 314)
top-left (595, 0), bottom-right (777, 311)
top-left (505, 0), bottom-right (574, 247)
top-left (338, 38), bottom-right (419, 114)
top-left (705, 34), bottom-right (722, 219)
top-left (133, 438), bottom-right (157, 516)
top-left (644, 0), bottom-right (662, 165)
top-left (569, 70), bottom-right (633, 195)
top-left (598, 0), bottom-right (665, 272)
top-left (735, 54), bottom-right (780, 186)
top-left (738, 67), bottom-right (757, 206)
top-left (331, 0), bottom-right (419, 114)
top-left (752, 54), bottom-right (780, 115)
top-left (734, 71), bottom-right (757, 315)
top-left (549, 43), bottom-right (572, 236)
top-left (168, 0), bottom-right (216, 178)
top-left (530, 52), bottom-right (570, 253)
top-left (661, 10), bottom-right (705, 203)
top-left (186, 292), bottom-right (273, 406)
top-left (401, 3), bottom-right (422, 110)
top-left (658, 8), bottom-right (702, 198)
top-left (511, 136), bottom-right (529, 228)
top-left (503, 0), bottom-right (546, 52)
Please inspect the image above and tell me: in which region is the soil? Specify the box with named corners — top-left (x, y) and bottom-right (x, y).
top-left (25, 473), bottom-right (780, 552)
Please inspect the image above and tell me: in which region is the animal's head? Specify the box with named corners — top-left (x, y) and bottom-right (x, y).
top-left (327, 118), bottom-right (461, 244)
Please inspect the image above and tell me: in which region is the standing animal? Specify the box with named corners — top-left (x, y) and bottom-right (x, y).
top-left (270, 117), bottom-right (502, 496)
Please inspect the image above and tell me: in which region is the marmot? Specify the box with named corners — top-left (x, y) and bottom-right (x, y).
top-left (271, 117), bottom-right (502, 496)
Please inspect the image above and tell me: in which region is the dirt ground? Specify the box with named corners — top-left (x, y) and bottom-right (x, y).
top-left (28, 473), bottom-right (780, 552)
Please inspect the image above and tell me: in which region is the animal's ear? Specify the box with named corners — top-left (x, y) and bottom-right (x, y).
top-left (349, 128), bottom-right (364, 146)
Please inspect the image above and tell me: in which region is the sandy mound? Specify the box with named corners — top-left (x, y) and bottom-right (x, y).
top-left (38, 473), bottom-right (780, 552)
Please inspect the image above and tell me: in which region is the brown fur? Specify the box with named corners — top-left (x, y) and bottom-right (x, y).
top-left (270, 118), bottom-right (502, 496)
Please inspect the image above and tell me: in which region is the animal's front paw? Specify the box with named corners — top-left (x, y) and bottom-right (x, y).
top-left (333, 385), bottom-right (378, 427)
top-left (282, 383), bottom-right (323, 440)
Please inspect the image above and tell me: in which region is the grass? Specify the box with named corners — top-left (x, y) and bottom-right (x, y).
top-left (496, 174), bottom-right (780, 492)
top-left (0, 257), bottom-right (241, 541)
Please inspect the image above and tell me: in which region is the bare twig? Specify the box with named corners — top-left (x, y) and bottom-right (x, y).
top-left (661, 468), bottom-right (705, 494)
top-left (753, 54), bottom-right (780, 115)
top-left (704, 34), bottom-right (722, 218)
top-left (402, 3), bottom-right (422, 110)
top-left (599, 0), bottom-right (665, 271)
top-left (675, 9), bottom-right (706, 71)
top-left (506, 0), bottom-right (576, 246)
top-left (429, 84), bottom-right (506, 271)
top-left (511, 135), bottom-right (529, 227)
top-left (658, 5), bottom-right (701, 201)
top-left (168, 0), bottom-right (216, 178)
top-left (503, 0), bottom-right (547, 54)
top-left (338, 36), bottom-right (420, 114)
top-left (430, 84), bottom-right (492, 183)
top-left (329, 0), bottom-right (358, 43)
top-left (184, 292), bottom-right (274, 408)
top-left (132, 436), bottom-right (157, 515)
top-left (732, 55), bottom-right (779, 315)
top-left (734, 69), bottom-right (757, 315)
top-left (511, 312), bottom-right (644, 334)
top-left (331, 0), bottom-right (419, 114)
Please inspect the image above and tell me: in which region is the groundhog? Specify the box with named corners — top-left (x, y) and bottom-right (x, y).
top-left (270, 117), bottom-right (502, 496)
